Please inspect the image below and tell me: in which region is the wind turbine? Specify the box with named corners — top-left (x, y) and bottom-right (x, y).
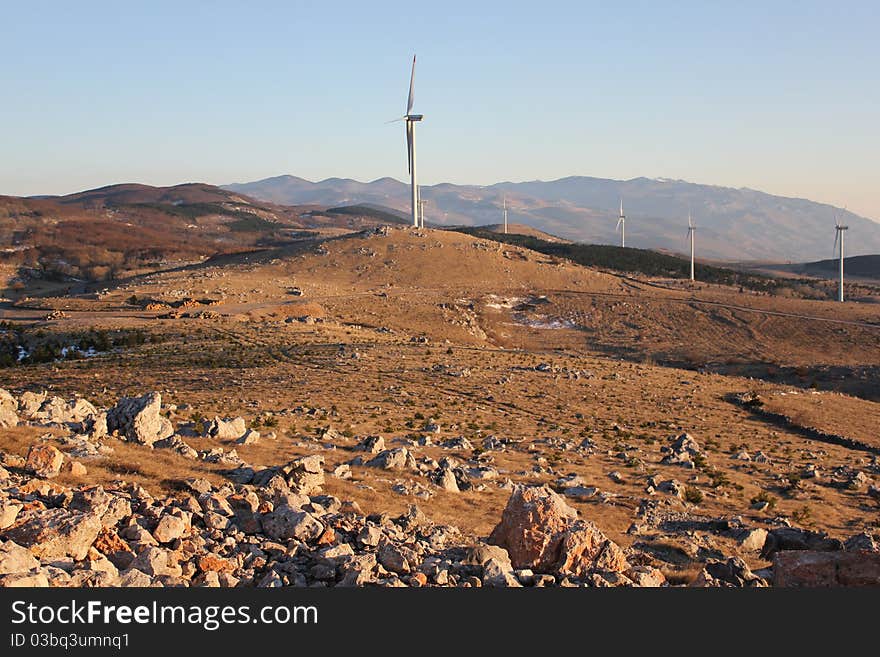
top-left (503, 197), bottom-right (509, 234)
top-left (616, 198), bottom-right (626, 247)
top-left (687, 211), bottom-right (696, 281)
top-left (389, 55), bottom-right (423, 228)
top-left (833, 210), bottom-right (849, 302)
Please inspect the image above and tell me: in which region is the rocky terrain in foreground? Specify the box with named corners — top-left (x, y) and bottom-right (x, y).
top-left (2, 388), bottom-right (880, 587)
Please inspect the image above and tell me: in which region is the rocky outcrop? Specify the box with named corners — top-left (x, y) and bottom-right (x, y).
top-left (106, 392), bottom-right (173, 446)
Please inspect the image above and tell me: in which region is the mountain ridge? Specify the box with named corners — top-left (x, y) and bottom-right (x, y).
top-left (223, 174), bottom-right (880, 261)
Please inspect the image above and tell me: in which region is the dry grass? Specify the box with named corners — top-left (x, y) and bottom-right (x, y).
top-left (0, 226), bottom-right (878, 565)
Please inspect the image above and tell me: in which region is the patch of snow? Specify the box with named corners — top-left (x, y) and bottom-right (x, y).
top-left (510, 314), bottom-right (577, 330)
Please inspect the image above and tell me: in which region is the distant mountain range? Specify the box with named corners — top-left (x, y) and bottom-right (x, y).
top-left (223, 175), bottom-right (880, 262)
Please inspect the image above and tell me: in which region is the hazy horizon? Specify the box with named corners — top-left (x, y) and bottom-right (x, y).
top-left (2, 1), bottom-right (878, 221)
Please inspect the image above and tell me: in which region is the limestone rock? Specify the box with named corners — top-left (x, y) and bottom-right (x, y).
top-left (0, 540), bottom-right (40, 574)
top-left (262, 505), bottom-right (323, 542)
top-left (0, 388), bottom-right (19, 428)
top-left (235, 429), bottom-right (260, 445)
top-left (356, 435), bottom-right (385, 453)
top-left (153, 512), bottom-right (190, 544)
top-left (25, 443), bottom-right (64, 478)
top-left (130, 546), bottom-right (182, 577)
top-left (205, 416), bottom-right (247, 440)
top-left (282, 455), bottom-right (325, 495)
top-left (488, 484), bottom-right (628, 576)
top-left (736, 528), bottom-right (769, 552)
top-left (17, 391), bottom-right (48, 418)
top-left (692, 557), bottom-right (767, 587)
top-left (107, 392), bottom-right (173, 446)
top-left (2, 508), bottom-right (102, 560)
top-left (366, 447), bottom-right (416, 470)
top-left (0, 500), bottom-right (23, 529)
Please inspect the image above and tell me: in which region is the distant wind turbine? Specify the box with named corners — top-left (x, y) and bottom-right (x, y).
top-left (616, 199), bottom-right (626, 248)
top-left (833, 210), bottom-right (849, 302)
top-left (687, 211), bottom-right (696, 281)
top-left (387, 55), bottom-right (423, 228)
top-left (503, 197), bottom-right (508, 235)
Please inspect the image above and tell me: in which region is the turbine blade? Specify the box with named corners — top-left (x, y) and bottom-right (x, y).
top-left (386, 116), bottom-right (406, 124)
top-left (406, 121), bottom-right (413, 175)
top-left (619, 198), bottom-right (624, 217)
top-left (833, 230), bottom-right (839, 255)
top-left (616, 218), bottom-right (623, 230)
top-left (406, 55), bottom-right (416, 115)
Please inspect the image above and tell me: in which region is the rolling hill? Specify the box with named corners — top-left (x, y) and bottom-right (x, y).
top-left (0, 183), bottom-right (306, 285)
top-left (224, 175), bottom-right (880, 262)
top-left (768, 255), bottom-right (880, 281)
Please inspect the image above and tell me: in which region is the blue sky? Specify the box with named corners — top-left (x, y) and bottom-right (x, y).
top-left (1, 1), bottom-right (878, 219)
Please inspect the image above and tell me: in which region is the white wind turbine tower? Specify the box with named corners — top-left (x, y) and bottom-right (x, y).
top-left (389, 55), bottom-right (423, 228)
top-left (833, 210), bottom-right (849, 302)
top-left (503, 197), bottom-right (509, 234)
top-left (687, 211), bottom-right (696, 281)
top-left (616, 198), bottom-right (626, 247)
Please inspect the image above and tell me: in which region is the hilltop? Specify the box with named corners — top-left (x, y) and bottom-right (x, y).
top-left (224, 175), bottom-right (880, 262)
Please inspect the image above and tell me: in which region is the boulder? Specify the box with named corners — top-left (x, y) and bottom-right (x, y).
top-left (488, 484), bottom-right (628, 576)
top-left (25, 443), bottom-right (64, 478)
top-left (0, 572), bottom-right (49, 587)
top-left (691, 557), bottom-right (767, 587)
top-left (129, 546), bottom-right (182, 577)
top-left (17, 391), bottom-right (48, 418)
top-left (488, 484), bottom-right (575, 571)
top-left (31, 396), bottom-right (99, 426)
top-left (281, 455), bottom-right (325, 495)
top-left (205, 416), bottom-right (247, 440)
top-left (366, 448), bottom-right (416, 470)
top-left (437, 468), bottom-right (459, 492)
top-left (153, 512), bottom-right (190, 544)
top-left (0, 500), bottom-right (23, 529)
top-left (555, 520), bottom-right (629, 577)
top-left (235, 429), bottom-right (260, 445)
top-left (736, 528), bottom-right (768, 552)
top-left (355, 435), bottom-right (385, 453)
top-left (774, 550), bottom-right (880, 587)
top-left (65, 461), bottom-right (88, 477)
top-left (761, 527), bottom-right (843, 559)
top-left (261, 505), bottom-right (323, 542)
top-left (0, 540), bottom-right (40, 574)
top-left (107, 392), bottom-right (173, 446)
top-left (0, 388), bottom-right (19, 428)
top-left (118, 569), bottom-right (154, 587)
top-left (2, 508), bottom-right (102, 560)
